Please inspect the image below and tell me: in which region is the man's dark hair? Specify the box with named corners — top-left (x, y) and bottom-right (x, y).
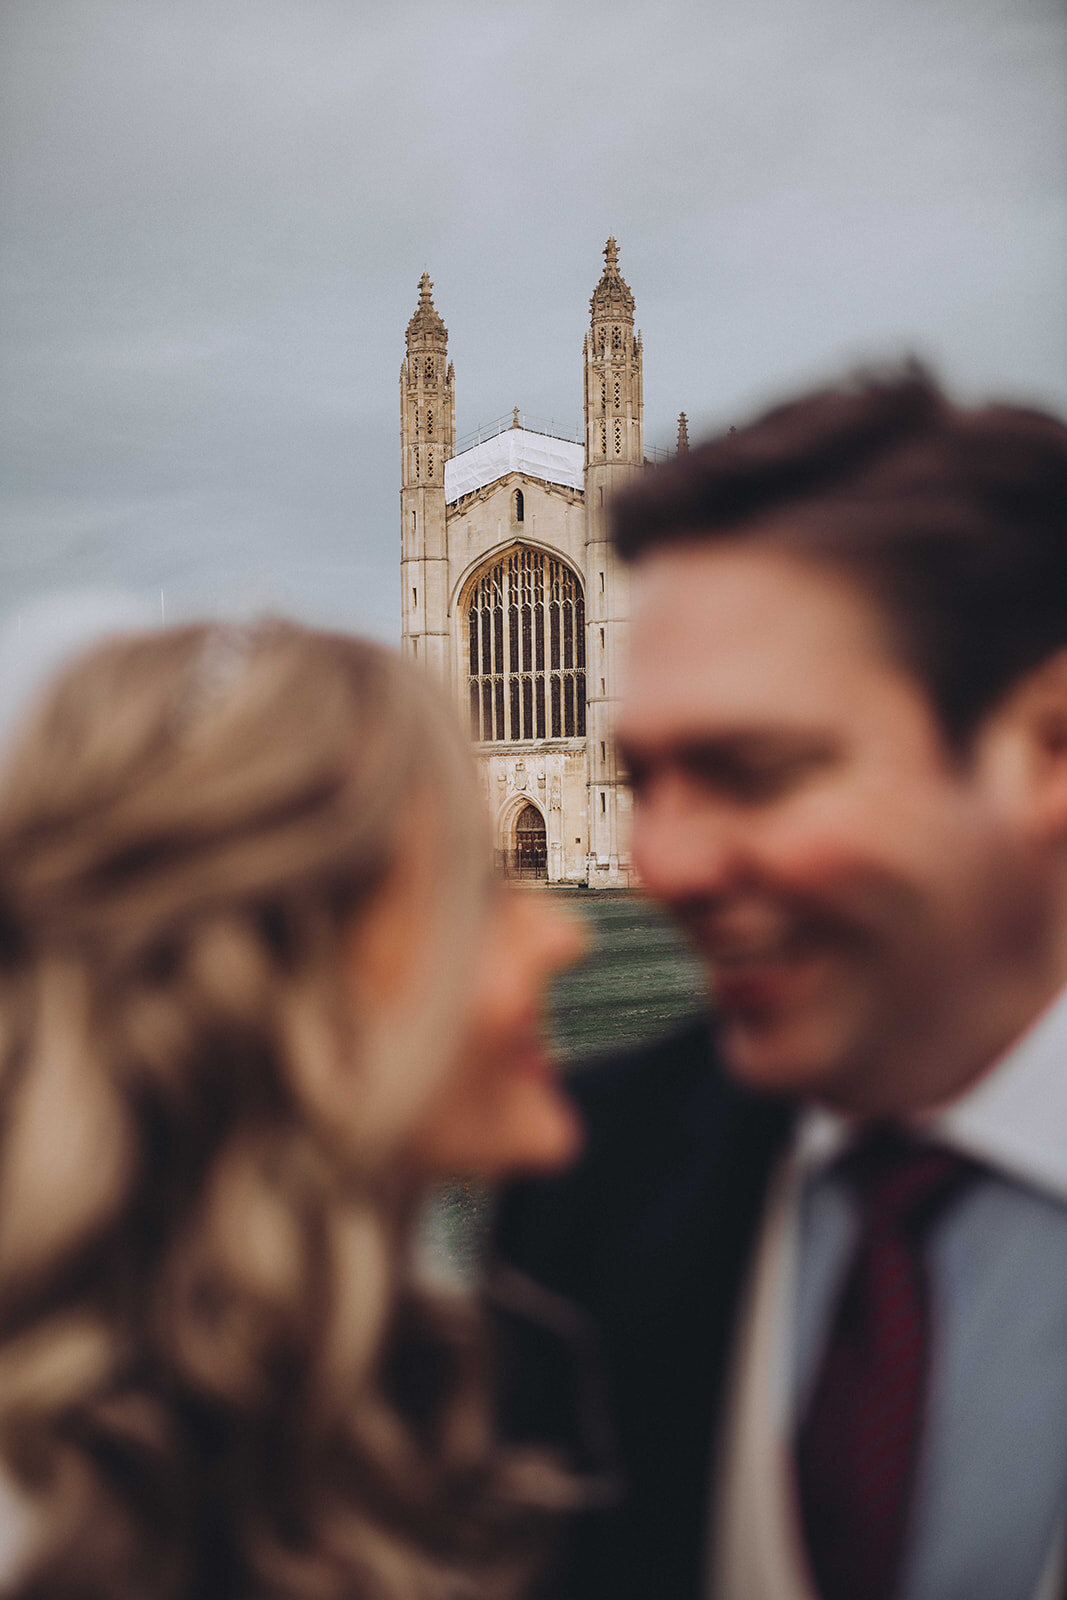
top-left (613, 368), bottom-right (1067, 747)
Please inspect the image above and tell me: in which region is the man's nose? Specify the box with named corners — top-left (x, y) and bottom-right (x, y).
top-left (631, 776), bottom-right (747, 904)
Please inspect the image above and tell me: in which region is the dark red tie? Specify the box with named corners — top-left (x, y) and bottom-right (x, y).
top-left (795, 1127), bottom-right (977, 1600)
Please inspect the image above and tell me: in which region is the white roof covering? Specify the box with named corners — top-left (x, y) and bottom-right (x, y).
top-left (445, 428), bottom-right (585, 503)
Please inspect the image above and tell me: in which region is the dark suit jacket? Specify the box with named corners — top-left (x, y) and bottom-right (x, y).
top-left (493, 1018), bottom-right (794, 1600)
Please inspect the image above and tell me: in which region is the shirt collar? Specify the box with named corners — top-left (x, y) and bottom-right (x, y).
top-left (795, 981), bottom-right (1067, 1207)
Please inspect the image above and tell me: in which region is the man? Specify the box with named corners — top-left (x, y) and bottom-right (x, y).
top-left (494, 372), bottom-right (1067, 1600)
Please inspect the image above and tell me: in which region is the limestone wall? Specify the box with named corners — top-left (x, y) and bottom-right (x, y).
top-left (446, 471), bottom-right (585, 630)
top-left (476, 745), bottom-right (589, 884)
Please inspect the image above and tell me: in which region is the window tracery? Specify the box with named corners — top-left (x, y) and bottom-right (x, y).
top-left (466, 549), bottom-right (585, 743)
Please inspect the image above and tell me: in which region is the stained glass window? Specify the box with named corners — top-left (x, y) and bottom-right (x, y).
top-left (466, 549), bottom-right (586, 742)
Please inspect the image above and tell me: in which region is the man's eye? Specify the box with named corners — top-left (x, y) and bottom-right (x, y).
top-left (697, 764), bottom-right (786, 801)
top-left (730, 766), bottom-right (797, 800)
top-left (692, 754), bottom-right (826, 801)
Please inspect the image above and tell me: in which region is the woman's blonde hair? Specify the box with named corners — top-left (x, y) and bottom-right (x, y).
top-left (0, 622), bottom-right (550, 1599)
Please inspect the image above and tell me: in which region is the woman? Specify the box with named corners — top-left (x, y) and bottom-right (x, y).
top-left (0, 618), bottom-right (584, 1599)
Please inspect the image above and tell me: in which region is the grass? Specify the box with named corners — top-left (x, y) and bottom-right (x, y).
top-left (548, 888), bottom-right (705, 1064)
top-left (424, 890), bottom-right (706, 1282)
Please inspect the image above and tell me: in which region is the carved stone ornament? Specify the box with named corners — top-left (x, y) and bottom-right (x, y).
top-left (550, 776), bottom-right (562, 811)
top-left (406, 272), bottom-right (448, 344)
top-left (589, 236), bottom-right (635, 321)
top-left (513, 759), bottom-right (528, 792)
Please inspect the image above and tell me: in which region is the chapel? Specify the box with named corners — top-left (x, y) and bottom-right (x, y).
top-left (400, 240), bottom-right (680, 887)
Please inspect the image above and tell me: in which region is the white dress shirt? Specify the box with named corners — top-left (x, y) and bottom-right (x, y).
top-left (712, 981), bottom-right (1067, 1600)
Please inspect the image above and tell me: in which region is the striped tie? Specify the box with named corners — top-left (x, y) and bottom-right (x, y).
top-left (796, 1127), bottom-right (978, 1600)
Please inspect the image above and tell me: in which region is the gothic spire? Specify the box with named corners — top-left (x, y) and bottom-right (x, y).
top-left (676, 412), bottom-right (690, 455)
top-left (590, 236), bottom-right (635, 320)
top-left (406, 271), bottom-right (447, 343)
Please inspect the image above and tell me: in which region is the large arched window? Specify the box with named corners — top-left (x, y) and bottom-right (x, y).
top-left (467, 548), bottom-right (586, 742)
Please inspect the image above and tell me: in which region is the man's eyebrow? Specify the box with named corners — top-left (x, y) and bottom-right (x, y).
top-left (617, 729), bottom-right (839, 774)
top-left (680, 731), bottom-right (838, 766)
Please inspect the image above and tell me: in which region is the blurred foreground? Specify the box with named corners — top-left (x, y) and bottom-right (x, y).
top-left (425, 890), bottom-right (705, 1281)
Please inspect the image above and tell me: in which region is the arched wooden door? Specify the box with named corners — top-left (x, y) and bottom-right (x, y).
top-left (513, 803), bottom-right (547, 880)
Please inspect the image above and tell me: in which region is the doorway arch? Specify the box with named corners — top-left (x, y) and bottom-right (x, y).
top-left (510, 801), bottom-right (547, 880)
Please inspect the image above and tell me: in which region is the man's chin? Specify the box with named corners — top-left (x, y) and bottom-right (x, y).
top-left (718, 1011), bottom-right (851, 1100)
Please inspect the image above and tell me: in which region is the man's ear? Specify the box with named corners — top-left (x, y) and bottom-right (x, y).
top-left (991, 651), bottom-right (1067, 844)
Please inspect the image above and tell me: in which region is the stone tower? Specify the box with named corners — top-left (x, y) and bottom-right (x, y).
top-left (396, 242), bottom-right (660, 887)
top-left (400, 273), bottom-right (455, 674)
top-left (583, 237), bottom-right (643, 881)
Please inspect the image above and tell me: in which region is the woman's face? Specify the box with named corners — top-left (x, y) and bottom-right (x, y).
top-left (405, 882), bottom-right (587, 1179)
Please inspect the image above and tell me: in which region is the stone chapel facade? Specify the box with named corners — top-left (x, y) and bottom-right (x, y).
top-left (400, 240), bottom-right (653, 887)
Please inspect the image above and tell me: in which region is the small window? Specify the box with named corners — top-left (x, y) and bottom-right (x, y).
top-left (600, 741), bottom-right (606, 761)
top-left (412, 587), bottom-right (418, 607)
top-left (411, 510), bottom-right (416, 532)
top-left (514, 489), bottom-right (524, 522)
top-left (600, 792), bottom-right (606, 814)
top-left (600, 627), bottom-right (605, 648)
top-left (599, 571), bottom-right (605, 593)
top-left (413, 637), bottom-right (419, 658)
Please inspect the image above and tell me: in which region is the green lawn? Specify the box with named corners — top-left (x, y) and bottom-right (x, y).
top-left (424, 890), bottom-right (706, 1281)
top-left (549, 888), bottom-right (705, 1064)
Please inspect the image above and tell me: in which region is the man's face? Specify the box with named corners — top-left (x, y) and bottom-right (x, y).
top-left (619, 541), bottom-right (1059, 1113)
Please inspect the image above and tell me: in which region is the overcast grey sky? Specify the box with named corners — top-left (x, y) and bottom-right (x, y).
top-left (2, 0), bottom-right (1064, 642)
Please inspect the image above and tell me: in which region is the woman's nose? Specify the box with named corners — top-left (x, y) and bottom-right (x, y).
top-left (511, 887), bottom-right (589, 977)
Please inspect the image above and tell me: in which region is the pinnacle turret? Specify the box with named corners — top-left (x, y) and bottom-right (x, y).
top-left (677, 412), bottom-right (690, 455)
top-left (406, 272), bottom-right (447, 344)
top-left (590, 236), bottom-right (635, 320)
